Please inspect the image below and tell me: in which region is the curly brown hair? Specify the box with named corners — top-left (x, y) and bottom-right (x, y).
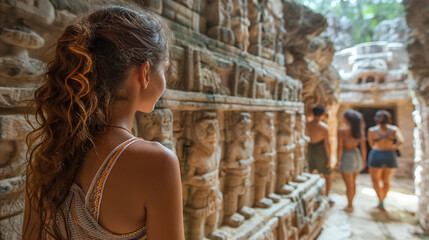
top-left (24, 5), bottom-right (172, 239)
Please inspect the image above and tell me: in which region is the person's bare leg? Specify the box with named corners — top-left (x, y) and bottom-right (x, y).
top-left (341, 172), bottom-right (354, 208)
top-left (351, 172), bottom-right (359, 201)
top-left (369, 167), bottom-right (383, 204)
top-left (380, 168), bottom-right (396, 203)
top-left (324, 173), bottom-right (332, 196)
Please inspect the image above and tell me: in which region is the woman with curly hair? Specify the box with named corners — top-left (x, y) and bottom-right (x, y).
top-left (23, 6), bottom-right (184, 240)
top-left (337, 109), bottom-right (367, 212)
top-left (367, 110), bottom-right (404, 210)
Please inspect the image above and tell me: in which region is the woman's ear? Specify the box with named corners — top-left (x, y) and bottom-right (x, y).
top-left (138, 62), bottom-right (151, 89)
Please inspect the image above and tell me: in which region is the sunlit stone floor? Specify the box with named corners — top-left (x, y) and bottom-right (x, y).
top-left (317, 172), bottom-right (428, 240)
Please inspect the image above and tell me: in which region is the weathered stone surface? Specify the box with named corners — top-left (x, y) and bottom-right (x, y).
top-left (373, 17), bottom-right (409, 43)
top-left (0, 115), bottom-right (32, 141)
top-left (321, 13), bottom-right (354, 51)
top-left (0, 87), bottom-right (34, 108)
top-left (49, 0), bottom-right (90, 14)
top-left (0, 213), bottom-right (23, 240)
top-left (404, 0), bottom-right (429, 232)
top-left (0, 141), bottom-right (26, 179)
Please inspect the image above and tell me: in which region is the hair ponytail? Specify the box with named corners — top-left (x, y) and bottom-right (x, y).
top-left (344, 110), bottom-right (364, 139)
top-left (25, 6), bottom-right (172, 239)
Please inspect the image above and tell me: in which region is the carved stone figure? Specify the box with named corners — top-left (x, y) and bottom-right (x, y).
top-left (207, 0), bottom-right (235, 45)
top-left (184, 111), bottom-right (226, 240)
top-left (201, 63), bottom-right (231, 95)
top-left (135, 109), bottom-right (174, 150)
top-left (293, 113), bottom-right (309, 181)
top-left (275, 205), bottom-right (299, 240)
top-left (237, 67), bottom-right (251, 97)
top-left (248, 0), bottom-right (276, 59)
top-left (231, 0), bottom-right (250, 51)
top-left (223, 112), bottom-right (255, 227)
top-left (253, 111), bottom-right (280, 208)
top-left (276, 111), bottom-right (296, 194)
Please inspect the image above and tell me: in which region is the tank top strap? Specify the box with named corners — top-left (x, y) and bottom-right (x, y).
top-left (85, 137), bottom-right (144, 221)
top-left (385, 127), bottom-right (393, 138)
top-left (373, 128), bottom-right (384, 138)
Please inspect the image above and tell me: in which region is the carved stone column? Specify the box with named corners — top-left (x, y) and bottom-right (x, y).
top-left (222, 112), bottom-right (255, 227)
top-left (231, 0), bottom-right (250, 51)
top-left (293, 112), bottom-right (309, 182)
top-left (247, 0), bottom-right (276, 59)
top-left (276, 111), bottom-right (296, 194)
top-left (253, 111), bottom-right (279, 208)
top-left (183, 111), bottom-right (226, 240)
top-left (207, 0), bottom-right (235, 45)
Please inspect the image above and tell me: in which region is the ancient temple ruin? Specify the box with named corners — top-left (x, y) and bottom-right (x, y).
top-left (334, 41), bottom-right (414, 178)
top-left (0, 0), bottom-right (338, 239)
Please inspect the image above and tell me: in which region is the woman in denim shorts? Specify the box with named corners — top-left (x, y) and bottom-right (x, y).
top-left (367, 110), bottom-right (404, 210)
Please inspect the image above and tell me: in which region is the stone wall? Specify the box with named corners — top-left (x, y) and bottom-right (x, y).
top-left (403, 0), bottom-right (429, 232)
top-left (0, 0), bottom-right (334, 239)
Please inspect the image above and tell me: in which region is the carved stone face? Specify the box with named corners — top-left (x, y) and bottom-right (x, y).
top-left (234, 113), bottom-right (252, 142)
top-left (256, 112), bottom-right (274, 137)
top-left (194, 118), bottom-right (220, 151)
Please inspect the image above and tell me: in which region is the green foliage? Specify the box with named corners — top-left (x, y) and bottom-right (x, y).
top-left (294, 0), bottom-right (405, 43)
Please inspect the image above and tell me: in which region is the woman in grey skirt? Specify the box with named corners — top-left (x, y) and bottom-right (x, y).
top-left (336, 110), bottom-right (367, 211)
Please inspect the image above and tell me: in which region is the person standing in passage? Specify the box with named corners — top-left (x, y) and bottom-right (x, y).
top-left (337, 110), bottom-right (367, 211)
top-left (367, 110), bottom-right (404, 210)
top-left (306, 105), bottom-right (333, 204)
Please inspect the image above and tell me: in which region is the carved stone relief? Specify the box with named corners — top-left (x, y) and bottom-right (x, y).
top-left (293, 112), bottom-right (309, 181)
top-left (253, 111), bottom-right (280, 208)
top-left (276, 111), bottom-right (296, 194)
top-left (275, 204), bottom-right (299, 240)
top-left (231, 0), bottom-right (250, 51)
top-left (222, 112), bottom-right (255, 227)
top-left (136, 109), bottom-right (174, 150)
top-left (207, 0), bottom-right (235, 45)
top-left (183, 111), bottom-right (226, 240)
top-left (247, 0), bottom-right (276, 59)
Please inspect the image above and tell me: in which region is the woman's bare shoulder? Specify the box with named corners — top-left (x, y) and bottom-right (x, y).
top-left (338, 127), bottom-right (348, 133)
top-left (125, 140), bottom-right (178, 171)
top-left (389, 124), bottom-right (400, 131)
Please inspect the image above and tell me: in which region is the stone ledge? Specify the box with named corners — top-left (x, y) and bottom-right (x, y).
top-left (0, 87), bottom-right (34, 108)
top-left (158, 89), bottom-right (304, 111)
top-left (218, 174), bottom-right (327, 240)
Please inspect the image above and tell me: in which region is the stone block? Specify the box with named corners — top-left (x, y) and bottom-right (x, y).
top-left (0, 190), bottom-right (24, 219)
top-left (0, 115), bottom-right (32, 141)
top-left (0, 213), bottom-right (23, 240)
top-left (0, 87), bottom-right (34, 108)
top-left (0, 140), bottom-right (26, 179)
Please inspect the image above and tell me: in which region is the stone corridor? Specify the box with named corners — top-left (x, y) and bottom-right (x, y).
top-left (318, 173), bottom-right (426, 240)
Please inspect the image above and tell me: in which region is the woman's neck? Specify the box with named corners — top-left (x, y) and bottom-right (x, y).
top-left (108, 100), bottom-right (136, 130)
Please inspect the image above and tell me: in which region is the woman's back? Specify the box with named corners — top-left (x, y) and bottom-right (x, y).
top-left (54, 133), bottom-right (182, 239)
top-left (74, 134), bottom-right (147, 236)
top-left (368, 124), bottom-right (398, 150)
top-left (339, 127), bottom-right (361, 150)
